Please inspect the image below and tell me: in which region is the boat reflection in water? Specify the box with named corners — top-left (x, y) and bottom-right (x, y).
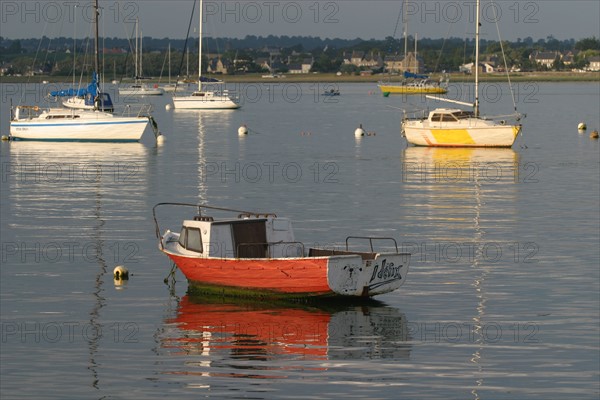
top-left (160, 295), bottom-right (410, 379)
top-left (401, 146), bottom-right (518, 399)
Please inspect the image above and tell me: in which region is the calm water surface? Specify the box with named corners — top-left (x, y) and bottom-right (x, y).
top-left (0, 82), bottom-right (598, 399)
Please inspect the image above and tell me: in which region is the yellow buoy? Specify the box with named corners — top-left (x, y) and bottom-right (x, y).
top-left (590, 130), bottom-right (599, 139)
top-left (113, 265), bottom-right (129, 280)
top-left (578, 122), bottom-right (587, 130)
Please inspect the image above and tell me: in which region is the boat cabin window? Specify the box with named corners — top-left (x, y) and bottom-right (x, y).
top-left (453, 111), bottom-right (474, 119)
top-left (192, 92), bottom-right (206, 97)
top-left (440, 113), bottom-right (458, 122)
top-left (431, 113), bottom-right (453, 122)
top-left (46, 115), bottom-right (80, 119)
top-left (178, 227), bottom-right (203, 253)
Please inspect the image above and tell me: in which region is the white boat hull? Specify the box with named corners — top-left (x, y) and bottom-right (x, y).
top-left (10, 110), bottom-right (148, 142)
top-left (403, 119), bottom-right (520, 147)
top-left (172, 95), bottom-right (240, 109)
top-left (119, 87), bottom-right (164, 96)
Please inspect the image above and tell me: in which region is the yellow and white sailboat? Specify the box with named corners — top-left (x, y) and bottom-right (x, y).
top-left (401, 0), bottom-right (523, 148)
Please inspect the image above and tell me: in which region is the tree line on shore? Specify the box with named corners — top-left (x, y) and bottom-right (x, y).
top-left (1, 35), bottom-right (598, 78)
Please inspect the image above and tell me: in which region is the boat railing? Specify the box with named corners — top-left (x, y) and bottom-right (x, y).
top-left (480, 112), bottom-right (525, 123)
top-left (12, 105), bottom-right (44, 120)
top-left (119, 103), bottom-right (154, 118)
top-left (402, 108), bottom-right (428, 121)
top-left (237, 212), bottom-right (278, 218)
top-left (345, 236), bottom-right (399, 253)
top-left (153, 202), bottom-right (275, 243)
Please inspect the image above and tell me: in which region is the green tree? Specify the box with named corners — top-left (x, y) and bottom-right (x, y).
top-left (575, 37), bottom-right (600, 51)
top-left (8, 40), bottom-right (22, 54)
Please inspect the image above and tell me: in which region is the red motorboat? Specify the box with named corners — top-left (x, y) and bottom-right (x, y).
top-left (153, 203), bottom-right (410, 298)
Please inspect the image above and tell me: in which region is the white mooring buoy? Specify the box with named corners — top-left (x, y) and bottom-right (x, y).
top-left (238, 125), bottom-right (248, 136)
top-left (578, 122), bottom-right (587, 131)
top-left (354, 124), bottom-right (365, 138)
top-left (165, 104), bottom-right (171, 110)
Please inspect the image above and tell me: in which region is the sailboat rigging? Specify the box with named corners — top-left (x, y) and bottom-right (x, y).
top-left (119, 18), bottom-right (164, 96)
top-left (172, 0), bottom-right (240, 109)
top-left (48, 11), bottom-right (114, 111)
top-left (401, 0), bottom-right (523, 148)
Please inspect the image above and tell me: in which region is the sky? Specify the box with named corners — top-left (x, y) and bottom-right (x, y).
top-left (1, 1), bottom-right (599, 42)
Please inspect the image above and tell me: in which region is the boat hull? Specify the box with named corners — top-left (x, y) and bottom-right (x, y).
top-left (164, 251), bottom-right (409, 298)
top-left (172, 97), bottom-right (240, 110)
top-left (403, 121), bottom-right (520, 147)
top-left (10, 117), bottom-right (148, 142)
top-left (379, 84), bottom-right (447, 95)
top-left (118, 88), bottom-right (164, 96)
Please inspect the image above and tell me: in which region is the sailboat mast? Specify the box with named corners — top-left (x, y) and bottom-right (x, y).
top-left (135, 18), bottom-right (139, 79)
top-left (403, 0), bottom-right (408, 65)
top-left (198, 0), bottom-right (203, 92)
top-left (414, 33), bottom-right (418, 74)
top-left (140, 30), bottom-right (143, 78)
top-left (474, 0), bottom-right (480, 117)
top-left (93, 0), bottom-right (100, 88)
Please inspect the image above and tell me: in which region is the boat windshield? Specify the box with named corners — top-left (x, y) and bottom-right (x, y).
top-left (432, 113), bottom-right (458, 122)
top-left (177, 226), bottom-right (203, 253)
top-left (178, 226), bottom-right (187, 247)
top-left (453, 111), bottom-right (475, 119)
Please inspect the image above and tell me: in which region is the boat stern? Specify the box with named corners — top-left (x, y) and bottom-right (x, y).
top-left (327, 253), bottom-right (410, 297)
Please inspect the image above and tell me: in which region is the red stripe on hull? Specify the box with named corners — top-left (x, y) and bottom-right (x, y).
top-left (168, 255), bottom-right (332, 295)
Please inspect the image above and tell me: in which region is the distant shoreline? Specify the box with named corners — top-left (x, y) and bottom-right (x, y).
top-left (1, 71), bottom-right (599, 84)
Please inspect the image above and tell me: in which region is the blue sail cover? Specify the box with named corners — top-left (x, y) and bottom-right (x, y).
top-left (404, 71), bottom-right (429, 80)
top-left (50, 72), bottom-right (99, 97)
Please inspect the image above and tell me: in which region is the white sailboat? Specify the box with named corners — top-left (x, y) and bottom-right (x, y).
top-left (119, 19), bottom-right (164, 96)
top-left (51, 71), bottom-right (115, 112)
top-left (10, 0), bottom-right (151, 142)
top-left (401, 0), bottom-right (522, 147)
top-left (172, 0), bottom-right (240, 110)
top-left (162, 43), bottom-right (178, 92)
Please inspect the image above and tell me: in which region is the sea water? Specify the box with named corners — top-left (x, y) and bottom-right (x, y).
top-left (0, 81), bottom-right (598, 399)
